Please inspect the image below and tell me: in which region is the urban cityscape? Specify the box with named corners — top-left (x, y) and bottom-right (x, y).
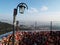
top-left (0, 0), bottom-right (60, 45)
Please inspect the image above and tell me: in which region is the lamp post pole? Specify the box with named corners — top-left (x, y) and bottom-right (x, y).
top-left (50, 21), bottom-right (52, 35)
top-left (13, 8), bottom-right (17, 45)
top-left (13, 3), bottom-right (28, 45)
top-left (16, 21), bottom-right (19, 31)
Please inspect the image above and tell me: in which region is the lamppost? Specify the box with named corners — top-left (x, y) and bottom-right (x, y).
top-left (16, 21), bottom-right (19, 31)
top-left (13, 2), bottom-right (28, 45)
top-left (50, 21), bottom-right (52, 35)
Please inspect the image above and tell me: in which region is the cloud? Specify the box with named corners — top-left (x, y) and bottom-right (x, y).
top-left (26, 6), bottom-right (60, 21)
top-left (28, 7), bottom-right (38, 13)
top-left (40, 6), bottom-right (48, 11)
top-left (37, 12), bottom-right (60, 21)
top-left (27, 6), bottom-right (48, 14)
top-left (26, 11), bottom-right (60, 21)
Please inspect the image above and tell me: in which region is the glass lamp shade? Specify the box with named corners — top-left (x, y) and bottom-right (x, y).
top-left (19, 6), bottom-right (25, 14)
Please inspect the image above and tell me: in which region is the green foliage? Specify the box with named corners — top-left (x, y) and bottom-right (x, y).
top-left (0, 22), bottom-right (13, 35)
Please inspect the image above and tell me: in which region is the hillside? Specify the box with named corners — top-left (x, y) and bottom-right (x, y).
top-left (0, 22), bottom-right (32, 35)
top-left (0, 21), bottom-right (60, 35)
top-left (0, 22), bottom-right (13, 35)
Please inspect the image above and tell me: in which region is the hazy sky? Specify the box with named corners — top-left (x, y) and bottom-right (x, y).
top-left (0, 0), bottom-right (60, 22)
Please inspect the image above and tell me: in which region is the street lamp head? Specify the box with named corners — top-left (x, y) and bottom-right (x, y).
top-left (19, 5), bottom-right (25, 14)
top-left (17, 3), bottom-right (28, 14)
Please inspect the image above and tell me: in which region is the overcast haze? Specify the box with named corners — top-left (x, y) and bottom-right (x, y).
top-left (0, 0), bottom-right (60, 23)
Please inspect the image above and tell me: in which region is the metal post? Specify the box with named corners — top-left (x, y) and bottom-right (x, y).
top-left (12, 3), bottom-right (28, 45)
top-left (13, 8), bottom-right (17, 45)
top-left (51, 21), bottom-right (52, 31)
top-left (50, 21), bottom-right (52, 35)
top-left (16, 21), bottom-right (19, 31)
